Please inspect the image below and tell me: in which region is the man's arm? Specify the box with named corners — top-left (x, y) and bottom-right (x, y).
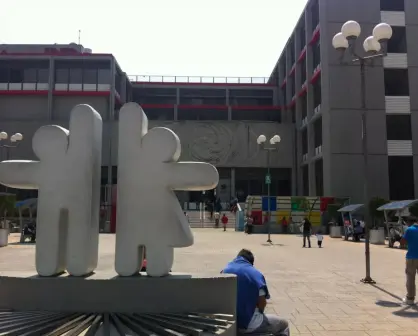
top-left (401, 228), bottom-right (409, 246)
top-left (256, 289), bottom-right (267, 313)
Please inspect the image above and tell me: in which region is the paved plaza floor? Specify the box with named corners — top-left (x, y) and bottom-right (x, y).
top-left (2, 230), bottom-right (418, 335)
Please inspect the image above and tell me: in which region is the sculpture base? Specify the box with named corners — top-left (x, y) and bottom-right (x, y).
top-left (0, 273), bottom-right (236, 336)
top-left (0, 310), bottom-right (235, 336)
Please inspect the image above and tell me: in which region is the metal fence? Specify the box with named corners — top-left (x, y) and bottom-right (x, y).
top-left (128, 75), bottom-right (270, 84)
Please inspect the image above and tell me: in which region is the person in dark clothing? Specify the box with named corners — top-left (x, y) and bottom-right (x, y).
top-left (302, 217), bottom-right (312, 248)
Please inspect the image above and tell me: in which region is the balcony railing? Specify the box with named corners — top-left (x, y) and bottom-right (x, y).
top-left (128, 75), bottom-right (270, 84)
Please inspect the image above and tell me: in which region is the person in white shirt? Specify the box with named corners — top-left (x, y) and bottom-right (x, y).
top-left (316, 231), bottom-right (324, 248)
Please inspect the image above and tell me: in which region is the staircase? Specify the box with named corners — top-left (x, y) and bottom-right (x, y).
top-left (187, 211), bottom-right (236, 229)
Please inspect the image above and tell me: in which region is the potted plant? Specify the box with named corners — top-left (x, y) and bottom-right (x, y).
top-left (327, 204), bottom-right (343, 238)
top-left (0, 193), bottom-right (16, 247)
top-left (368, 197), bottom-right (387, 245)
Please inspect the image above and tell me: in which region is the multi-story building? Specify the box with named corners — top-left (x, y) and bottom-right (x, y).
top-left (271, 0), bottom-right (418, 202)
top-left (0, 44), bottom-right (292, 205)
top-left (0, 0), bottom-right (416, 205)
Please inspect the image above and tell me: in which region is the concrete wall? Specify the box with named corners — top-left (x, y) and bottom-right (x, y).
top-left (0, 96), bottom-right (293, 169)
top-left (320, 0), bottom-right (390, 201)
top-left (106, 120), bottom-right (293, 167)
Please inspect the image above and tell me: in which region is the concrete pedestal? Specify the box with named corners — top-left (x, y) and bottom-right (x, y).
top-left (0, 229), bottom-right (8, 247)
top-left (370, 228), bottom-right (385, 245)
top-left (0, 273), bottom-right (237, 335)
top-left (330, 226), bottom-right (343, 238)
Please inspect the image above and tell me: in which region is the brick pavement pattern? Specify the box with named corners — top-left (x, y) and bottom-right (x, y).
top-left (1, 230), bottom-right (418, 335)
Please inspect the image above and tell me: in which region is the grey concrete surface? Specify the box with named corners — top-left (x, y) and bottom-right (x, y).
top-left (2, 230), bottom-right (418, 335)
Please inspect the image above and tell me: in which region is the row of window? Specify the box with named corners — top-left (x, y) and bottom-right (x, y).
top-left (302, 155), bottom-right (415, 201)
top-left (299, 114), bottom-right (410, 156)
top-left (124, 108), bottom-right (282, 122)
top-left (136, 97), bottom-right (274, 106)
top-left (381, 0), bottom-right (405, 11)
top-left (0, 60), bottom-right (112, 85)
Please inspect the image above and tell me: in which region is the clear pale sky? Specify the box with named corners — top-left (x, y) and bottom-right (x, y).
top-left (1, 0), bottom-right (308, 78)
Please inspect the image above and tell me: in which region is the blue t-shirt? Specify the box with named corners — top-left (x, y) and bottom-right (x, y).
top-left (222, 257), bottom-right (270, 330)
top-left (403, 224), bottom-right (418, 259)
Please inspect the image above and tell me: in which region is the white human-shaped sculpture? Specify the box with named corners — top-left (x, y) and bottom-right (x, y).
top-left (115, 103), bottom-right (219, 277)
top-left (0, 104), bottom-right (102, 277)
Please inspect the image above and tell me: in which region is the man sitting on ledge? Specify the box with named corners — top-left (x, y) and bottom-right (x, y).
top-left (222, 249), bottom-right (290, 336)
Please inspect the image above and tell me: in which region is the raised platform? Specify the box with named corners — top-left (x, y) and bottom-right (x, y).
top-left (0, 310), bottom-right (235, 335)
top-left (0, 273), bottom-right (237, 335)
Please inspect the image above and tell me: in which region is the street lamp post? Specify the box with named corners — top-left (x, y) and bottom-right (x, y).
top-left (332, 21), bottom-right (392, 284)
top-left (257, 134), bottom-right (281, 243)
top-left (0, 132), bottom-right (24, 161)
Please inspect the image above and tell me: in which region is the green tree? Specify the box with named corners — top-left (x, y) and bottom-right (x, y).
top-left (369, 197), bottom-right (389, 229)
top-left (0, 193), bottom-right (16, 229)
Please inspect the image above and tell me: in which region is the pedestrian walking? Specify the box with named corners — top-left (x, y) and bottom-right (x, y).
top-left (302, 217), bottom-right (312, 248)
top-left (222, 213), bottom-right (229, 232)
top-left (400, 218), bottom-right (418, 305)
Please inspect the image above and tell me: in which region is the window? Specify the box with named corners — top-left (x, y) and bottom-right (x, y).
top-left (143, 108), bottom-right (174, 120)
top-left (313, 79), bottom-right (321, 107)
top-left (290, 78), bottom-right (295, 98)
top-left (230, 89), bottom-right (273, 101)
top-left (10, 68), bottom-right (23, 83)
top-left (300, 59), bottom-right (306, 84)
top-left (389, 156), bottom-right (414, 200)
top-left (23, 69), bottom-right (37, 83)
top-left (386, 115), bottom-right (412, 140)
top-left (289, 40), bottom-right (295, 64)
top-left (55, 69), bottom-right (69, 83)
top-left (387, 27), bottom-right (407, 53)
top-left (98, 69), bottom-right (110, 84)
top-left (314, 118), bottom-right (322, 147)
top-left (313, 42), bottom-right (321, 68)
top-left (315, 159), bottom-right (323, 196)
top-left (302, 129), bottom-right (308, 154)
top-left (301, 94), bottom-right (307, 119)
top-left (311, 0), bottom-right (319, 30)
top-left (0, 66), bottom-right (8, 83)
top-left (299, 24), bottom-right (306, 48)
top-left (384, 69), bottom-right (409, 96)
top-left (231, 109), bottom-right (281, 122)
top-left (380, 0), bottom-right (404, 11)
top-left (83, 68), bottom-right (97, 84)
top-left (303, 165), bottom-right (309, 196)
top-left (38, 69), bottom-right (49, 83)
top-left (69, 68), bottom-right (82, 84)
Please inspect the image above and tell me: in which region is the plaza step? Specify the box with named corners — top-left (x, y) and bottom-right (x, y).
top-left (186, 211), bottom-right (236, 228)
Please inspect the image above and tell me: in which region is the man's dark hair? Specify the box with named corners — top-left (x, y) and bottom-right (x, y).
top-left (237, 249), bottom-right (254, 265)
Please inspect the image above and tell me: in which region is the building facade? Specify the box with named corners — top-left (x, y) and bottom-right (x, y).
top-left (0, 45), bottom-right (292, 205)
top-left (0, 0), bottom-right (416, 205)
top-left (270, 0), bottom-right (418, 202)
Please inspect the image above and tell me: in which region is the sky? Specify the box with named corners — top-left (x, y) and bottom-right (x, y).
top-left (1, 0), bottom-right (308, 79)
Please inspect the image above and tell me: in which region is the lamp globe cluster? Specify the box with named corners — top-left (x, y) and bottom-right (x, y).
top-left (0, 132), bottom-right (23, 142)
top-left (257, 134), bottom-right (281, 145)
top-left (332, 20), bottom-right (392, 53)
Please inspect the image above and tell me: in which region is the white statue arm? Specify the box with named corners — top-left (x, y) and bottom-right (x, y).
top-left (0, 160), bottom-right (40, 189)
top-left (167, 162), bottom-right (219, 191)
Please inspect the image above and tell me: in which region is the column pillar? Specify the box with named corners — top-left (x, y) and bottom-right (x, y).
top-left (174, 88), bottom-right (180, 121)
top-left (120, 72), bottom-right (127, 103)
top-left (226, 88), bottom-right (232, 120)
top-left (231, 168), bottom-right (236, 198)
top-left (105, 60), bottom-right (116, 231)
top-left (47, 57), bottom-right (55, 120)
top-left (305, 7), bottom-right (316, 196)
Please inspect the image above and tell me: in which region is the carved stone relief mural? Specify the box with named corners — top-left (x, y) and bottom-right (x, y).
top-left (149, 121), bottom-right (293, 167)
